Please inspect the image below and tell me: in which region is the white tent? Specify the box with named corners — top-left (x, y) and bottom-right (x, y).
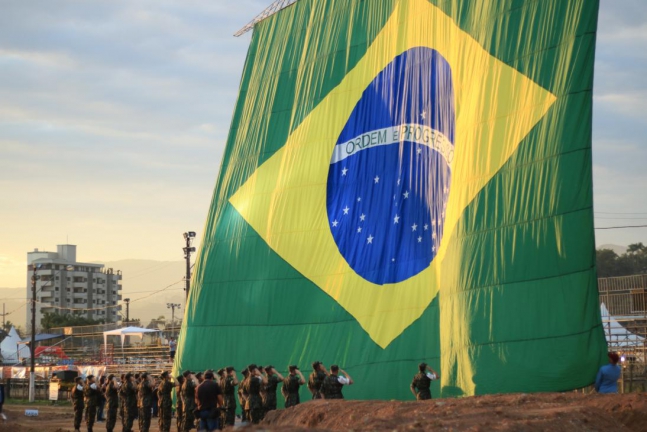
top-left (600, 303), bottom-right (645, 348)
top-left (103, 326), bottom-right (161, 347)
top-left (0, 326), bottom-right (31, 363)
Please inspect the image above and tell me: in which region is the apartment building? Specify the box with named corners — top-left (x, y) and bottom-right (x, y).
top-left (26, 244), bottom-right (122, 327)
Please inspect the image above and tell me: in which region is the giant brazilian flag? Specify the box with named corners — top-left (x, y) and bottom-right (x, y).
top-left (175, 0), bottom-right (606, 400)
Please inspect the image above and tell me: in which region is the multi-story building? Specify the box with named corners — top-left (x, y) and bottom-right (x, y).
top-left (26, 244), bottom-right (123, 328)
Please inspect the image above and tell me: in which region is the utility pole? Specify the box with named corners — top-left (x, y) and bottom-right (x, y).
top-left (124, 298), bottom-right (130, 323)
top-left (1, 302), bottom-right (6, 328)
top-left (183, 232), bottom-right (196, 300)
top-left (29, 263), bottom-right (41, 403)
top-left (167, 303), bottom-right (181, 337)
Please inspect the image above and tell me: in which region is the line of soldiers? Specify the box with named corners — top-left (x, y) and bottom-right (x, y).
top-left (232, 362), bottom-right (354, 426)
top-left (70, 371), bottom-right (174, 432)
top-left (70, 360), bottom-right (371, 432)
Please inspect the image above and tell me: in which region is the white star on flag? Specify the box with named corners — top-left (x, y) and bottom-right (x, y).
top-left (357, 197), bottom-right (361, 202)
top-left (394, 214), bottom-right (400, 224)
top-left (421, 110), bottom-right (426, 119)
top-left (367, 235), bottom-right (374, 244)
top-left (416, 147), bottom-right (422, 154)
top-left (411, 223), bottom-right (418, 231)
top-left (432, 231), bottom-right (437, 239)
top-left (417, 236), bottom-right (422, 243)
top-left (397, 178), bottom-right (401, 185)
top-left (343, 206), bottom-right (350, 215)
top-left (424, 224), bottom-right (429, 230)
top-left (357, 227), bottom-right (362, 233)
top-left (332, 220), bottom-right (339, 227)
top-left (432, 219), bottom-right (437, 226)
top-left (360, 213), bottom-right (366, 221)
top-left (374, 176), bottom-right (380, 184)
top-left (403, 191), bottom-right (409, 199)
top-left (342, 167), bottom-right (348, 176)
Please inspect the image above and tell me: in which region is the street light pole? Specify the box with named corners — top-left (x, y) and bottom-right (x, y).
top-left (124, 298), bottom-right (130, 323)
top-left (183, 232), bottom-right (196, 300)
top-left (167, 303), bottom-right (181, 337)
top-left (29, 263), bottom-right (41, 403)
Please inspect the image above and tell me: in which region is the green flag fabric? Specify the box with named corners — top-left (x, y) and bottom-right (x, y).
top-left (175, 0), bottom-right (606, 400)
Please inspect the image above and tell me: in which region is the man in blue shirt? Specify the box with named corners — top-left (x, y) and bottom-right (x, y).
top-left (595, 352), bottom-right (622, 394)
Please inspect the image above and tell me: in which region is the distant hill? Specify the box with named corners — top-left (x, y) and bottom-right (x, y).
top-left (597, 244), bottom-right (628, 255)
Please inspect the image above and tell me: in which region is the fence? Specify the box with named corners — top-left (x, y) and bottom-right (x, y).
top-left (599, 274), bottom-right (647, 393)
top-left (3, 379), bottom-right (58, 401)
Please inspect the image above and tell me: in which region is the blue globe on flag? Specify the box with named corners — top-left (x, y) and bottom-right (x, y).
top-left (326, 47), bottom-right (455, 285)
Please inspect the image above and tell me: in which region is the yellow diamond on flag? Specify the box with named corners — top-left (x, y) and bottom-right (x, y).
top-left (229, 0), bottom-right (556, 349)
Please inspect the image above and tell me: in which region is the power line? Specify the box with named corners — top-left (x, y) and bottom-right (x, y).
top-left (595, 217), bottom-right (647, 220)
top-left (120, 261), bottom-right (181, 282)
top-left (595, 225), bottom-right (647, 230)
top-left (595, 211), bottom-right (647, 215)
top-left (0, 301), bottom-right (28, 320)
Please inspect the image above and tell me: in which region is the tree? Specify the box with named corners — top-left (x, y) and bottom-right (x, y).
top-left (596, 249), bottom-right (619, 278)
top-left (627, 243), bottom-right (645, 254)
top-left (41, 312), bottom-right (104, 330)
top-left (2, 320), bottom-right (15, 333)
top-left (596, 243), bottom-right (647, 278)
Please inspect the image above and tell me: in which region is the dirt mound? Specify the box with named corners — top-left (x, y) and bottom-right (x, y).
top-left (260, 393), bottom-right (647, 431)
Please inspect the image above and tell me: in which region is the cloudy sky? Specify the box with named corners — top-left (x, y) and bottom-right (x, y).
top-left (1, 0), bottom-right (646, 289)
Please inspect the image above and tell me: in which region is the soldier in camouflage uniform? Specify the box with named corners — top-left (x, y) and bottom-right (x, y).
top-left (123, 373), bottom-right (138, 432)
top-left (175, 375), bottom-right (185, 432)
top-left (237, 369), bottom-right (249, 422)
top-left (307, 361), bottom-right (327, 400)
top-left (158, 371), bottom-right (174, 432)
top-left (84, 375), bottom-right (100, 432)
top-left (181, 371), bottom-right (197, 431)
top-left (320, 365), bottom-right (353, 399)
top-left (216, 369), bottom-right (227, 427)
top-left (138, 372), bottom-right (154, 432)
top-left (221, 367), bottom-right (238, 427)
top-left (283, 365), bottom-right (305, 408)
top-left (262, 366), bottom-right (283, 416)
top-left (105, 374), bottom-right (119, 432)
top-left (217, 368), bottom-right (225, 385)
top-left (410, 362), bottom-right (439, 400)
top-left (119, 374), bottom-right (127, 431)
top-left (71, 377), bottom-right (85, 432)
top-left (243, 364), bottom-right (267, 424)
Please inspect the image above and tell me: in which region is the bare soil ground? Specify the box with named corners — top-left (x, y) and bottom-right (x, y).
top-left (259, 393), bottom-right (647, 432)
top-left (0, 402), bottom-right (163, 432)
top-left (1, 393), bottom-right (646, 432)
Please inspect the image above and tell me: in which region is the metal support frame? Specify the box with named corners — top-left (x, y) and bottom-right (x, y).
top-left (234, 0), bottom-right (300, 37)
